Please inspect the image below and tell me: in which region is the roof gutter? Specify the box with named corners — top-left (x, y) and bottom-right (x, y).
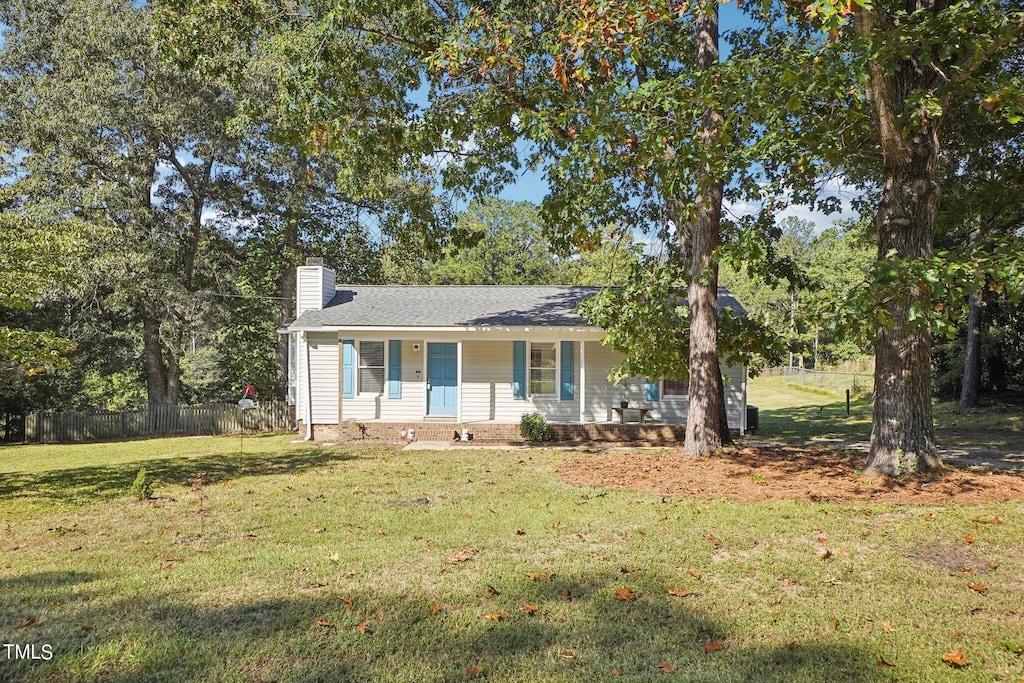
top-left (285, 324), bottom-right (606, 334)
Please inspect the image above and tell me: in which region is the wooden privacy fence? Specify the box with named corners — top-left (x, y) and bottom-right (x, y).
top-left (24, 401), bottom-right (293, 444)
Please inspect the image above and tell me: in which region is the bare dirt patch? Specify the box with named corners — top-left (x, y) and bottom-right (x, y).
top-left (557, 446), bottom-right (1024, 504)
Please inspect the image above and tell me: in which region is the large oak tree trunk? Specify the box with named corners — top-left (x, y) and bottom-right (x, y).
top-left (858, 5), bottom-right (946, 476)
top-left (683, 4), bottom-right (725, 456)
top-left (959, 286), bottom-right (984, 411)
top-left (863, 121), bottom-right (943, 475)
top-left (142, 308), bottom-right (169, 406)
top-left (866, 156), bottom-right (942, 475)
top-left (959, 227), bottom-right (984, 411)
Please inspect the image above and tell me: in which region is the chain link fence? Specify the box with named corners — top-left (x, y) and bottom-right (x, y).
top-left (761, 367), bottom-right (873, 395)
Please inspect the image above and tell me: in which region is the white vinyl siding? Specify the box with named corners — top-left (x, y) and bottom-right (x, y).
top-left (461, 341), bottom-right (580, 423)
top-left (378, 340), bottom-right (426, 421)
top-left (299, 333), bottom-right (744, 429)
top-left (296, 267), bottom-right (324, 318)
top-left (581, 341), bottom-right (743, 428)
top-left (295, 333), bottom-right (307, 422)
top-left (321, 268), bottom-right (336, 309)
top-left (307, 332), bottom-right (339, 424)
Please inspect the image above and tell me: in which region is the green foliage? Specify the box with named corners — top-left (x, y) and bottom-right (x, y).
top-left (581, 255), bottom-right (788, 384)
top-left (127, 468), bottom-right (154, 501)
top-left (519, 412), bottom-right (548, 442)
top-left (383, 199), bottom-right (638, 285)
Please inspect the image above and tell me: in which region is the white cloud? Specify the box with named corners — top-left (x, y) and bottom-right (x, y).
top-left (725, 175), bottom-right (862, 234)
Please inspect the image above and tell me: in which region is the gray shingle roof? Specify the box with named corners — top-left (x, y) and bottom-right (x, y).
top-left (290, 285), bottom-right (746, 329)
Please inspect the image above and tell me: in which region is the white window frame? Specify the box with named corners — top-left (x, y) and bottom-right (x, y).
top-left (358, 339), bottom-right (386, 396)
top-left (528, 341), bottom-right (558, 398)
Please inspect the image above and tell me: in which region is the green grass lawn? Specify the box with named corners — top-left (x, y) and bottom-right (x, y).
top-left (748, 376), bottom-right (1024, 447)
top-left (2, 435), bottom-right (1023, 681)
top-left (747, 376), bottom-right (874, 442)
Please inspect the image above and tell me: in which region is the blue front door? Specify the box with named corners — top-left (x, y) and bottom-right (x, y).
top-left (427, 343), bottom-right (457, 416)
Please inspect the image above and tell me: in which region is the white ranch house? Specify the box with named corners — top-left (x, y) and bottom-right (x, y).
top-left (285, 259), bottom-right (749, 442)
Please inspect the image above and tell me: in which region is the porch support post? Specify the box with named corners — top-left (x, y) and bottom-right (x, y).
top-left (579, 340), bottom-right (586, 423)
top-left (456, 340), bottom-right (463, 423)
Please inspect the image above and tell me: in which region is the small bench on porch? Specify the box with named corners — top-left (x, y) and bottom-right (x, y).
top-left (612, 406), bottom-right (652, 424)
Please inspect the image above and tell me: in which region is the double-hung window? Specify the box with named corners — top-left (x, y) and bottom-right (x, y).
top-left (663, 378), bottom-right (688, 396)
top-left (529, 343), bottom-right (556, 397)
top-left (359, 341), bottom-right (385, 394)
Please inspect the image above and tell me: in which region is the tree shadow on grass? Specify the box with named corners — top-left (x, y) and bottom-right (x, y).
top-left (756, 402), bottom-right (873, 443)
top-left (2, 571), bottom-right (887, 683)
top-left (0, 445), bottom-right (360, 505)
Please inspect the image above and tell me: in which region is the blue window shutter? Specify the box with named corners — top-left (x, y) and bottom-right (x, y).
top-left (644, 379), bottom-right (659, 401)
top-left (387, 340), bottom-right (402, 398)
top-left (560, 341), bottom-right (574, 400)
top-left (512, 341), bottom-right (526, 400)
top-left (342, 339), bottom-right (355, 398)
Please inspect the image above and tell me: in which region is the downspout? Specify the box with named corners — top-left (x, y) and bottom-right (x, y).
top-left (303, 331), bottom-right (314, 441)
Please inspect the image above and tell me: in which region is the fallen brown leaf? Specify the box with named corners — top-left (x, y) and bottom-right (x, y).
top-left (481, 612), bottom-right (508, 622)
top-left (356, 620), bottom-right (371, 634)
top-left (958, 566), bottom-right (978, 576)
top-left (487, 585), bottom-right (499, 595)
top-left (668, 588), bottom-right (695, 597)
top-left (968, 583), bottom-right (986, 593)
top-left (14, 618), bottom-right (39, 629)
top-left (658, 661), bottom-right (677, 672)
top-left (314, 619), bottom-right (333, 627)
top-left (942, 648), bottom-right (967, 667)
top-left (527, 572), bottom-right (553, 581)
top-left (949, 630), bottom-right (962, 638)
top-left (311, 527), bottom-right (326, 534)
top-left (964, 534), bottom-right (975, 544)
top-left (875, 656), bottom-right (896, 668)
top-left (516, 529), bottom-right (526, 536)
top-left (687, 567), bottom-right (702, 579)
top-left (463, 665), bottom-right (484, 680)
top-left (818, 548), bottom-right (833, 560)
top-left (429, 603), bottom-right (441, 614)
top-left (443, 548), bottom-right (479, 564)
top-left (339, 597), bottom-right (354, 611)
top-left (829, 616), bottom-right (839, 631)
top-left (522, 604), bottom-right (538, 615)
top-left (614, 587), bottom-right (636, 601)
top-left (704, 641), bottom-right (724, 654)
top-left (971, 515), bottom-right (1003, 524)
